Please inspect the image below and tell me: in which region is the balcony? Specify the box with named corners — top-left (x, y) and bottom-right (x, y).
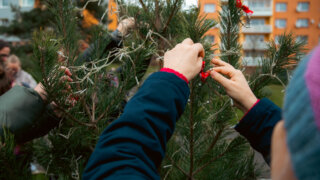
top-left (242, 25), bottom-right (272, 34)
top-left (243, 0), bottom-right (273, 17)
top-left (242, 57), bottom-right (263, 67)
top-left (242, 41), bottom-right (268, 50)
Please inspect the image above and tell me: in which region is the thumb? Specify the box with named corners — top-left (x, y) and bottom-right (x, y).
top-left (210, 70), bottom-right (231, 89)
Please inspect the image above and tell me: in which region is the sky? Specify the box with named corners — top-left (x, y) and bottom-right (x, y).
top-left (183, 0), bottom-right (198, 9)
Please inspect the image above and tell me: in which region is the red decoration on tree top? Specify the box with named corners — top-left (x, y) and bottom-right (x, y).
top-left (236, 0), bottom-right (254, 15)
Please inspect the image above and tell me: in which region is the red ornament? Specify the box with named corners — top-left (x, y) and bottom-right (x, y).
top-left (200, 61), bottom-right (210, 83)
top-left (236, 0), bottom-right (254, 15)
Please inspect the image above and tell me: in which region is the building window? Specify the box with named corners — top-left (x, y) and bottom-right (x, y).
top-left (275, 36), bottom-right (281, 44)
top-left (20, 0), bottom-right (34, 7)
top-left (245, 35), bottom-right (264, 42)
top-left (297, 2), bottom-right (310, 12)
top-left (275, 19), bottom-right (287, 28)
top-left (205, 35), bottom-right (215, 44)
top-left (296, 19), bottom-right (309, 28)
top-left (0, 0), bottom-right (9, 8)
top-left (0, 18), bottom-right (8, 26)
top-left (204, 4), bottom-right (215, 13)
top-left (249, 19), bottom-right (266, 26)
top-left (276, 3), bottom-right (287, 12)
top-left (244, 51), bottom-right (265, 58)
top-left (296, 35), bottom-right (308, 44)
top-left (247, 0), bottom-right (272, 10)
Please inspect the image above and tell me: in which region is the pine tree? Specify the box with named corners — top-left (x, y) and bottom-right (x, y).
top-left (0, 0), bottom-right (305, 179)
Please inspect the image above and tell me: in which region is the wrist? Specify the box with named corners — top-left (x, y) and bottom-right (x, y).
top-left (34, 83), bottom-right (47, 101)
top-left (160, 68), bottom-right (189, 84)
top-left (243, 97), bottom-right (259, 113)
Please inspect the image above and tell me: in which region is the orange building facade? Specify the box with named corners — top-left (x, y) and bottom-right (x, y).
top-left (200, 0), bottom-right (320, 66)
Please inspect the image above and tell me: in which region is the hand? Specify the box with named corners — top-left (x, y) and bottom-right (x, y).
top-left (117, 17), bottom-right (135, 36)
top-left (34, 83), bottom-right (47, 101)
top-left (34, 67), bottom-right (73, 101)
top-left (163, 38), bottom-right (205, 81)
top-left (210, 59), bottom-right (257, 113)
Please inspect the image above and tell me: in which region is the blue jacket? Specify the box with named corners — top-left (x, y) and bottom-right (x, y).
top-left (83, 72), bottom-right (281, 179)
top-left (235, 98), bottom-right (282, 164)
top-left (83, 72), bottom-right (190, 179)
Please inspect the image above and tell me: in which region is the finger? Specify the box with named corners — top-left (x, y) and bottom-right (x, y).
top-left (60, 76), bottom-right (73, 82)
top-left (65, 68), bottom-right (72, 77)
top-left (182, 38), bottom-right (194, 45)
top-left (210, 70), bottom-right (232, 89)
top-left (60, 66), bottom-right (72, 76)
top-left (212, 67), bottom-right (236, 78)
top-left (193, 43), bottom-right (205, 58)
top-left (211, 58), bottom-right (231, 67)
top-left (197, 58), bottom-right (203, 73)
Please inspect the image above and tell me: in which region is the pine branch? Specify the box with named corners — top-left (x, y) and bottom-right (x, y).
top-left (189, 82), bottom-right (195, 178)
top-left (203, 128), bottom-right (224, 156)
top-left (138, 0), bottom-right (148, 13)
top-left (193, 147), bottom-right (230, 176)
top-left (162, 0), bottom-right (179, 33)
top-left (168, 157), bottom-right (190, 178)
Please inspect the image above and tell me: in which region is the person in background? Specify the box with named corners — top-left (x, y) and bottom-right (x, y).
top-left (0, 63), bottom-right (12, 96)
top-left (6, 55), bottom-right (37, 88)
top-left (0, 40), bottom-right (10, 63)
top-left (0, 18), bottom-right (136, 144)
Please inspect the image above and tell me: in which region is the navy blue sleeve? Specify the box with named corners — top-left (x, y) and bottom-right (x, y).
top-left (235, 98), bottom-right (282, 164)
top-left (83, 72), bottom-right (190, 180)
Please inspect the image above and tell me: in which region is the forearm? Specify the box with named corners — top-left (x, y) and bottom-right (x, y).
top-left (83, 72), bottom-right (190, 179)
top-left (77, 30), bottom-right (123, 63)
top-left (0, 86), bottom-right (46, 143)
top-left (235, 98), bottom-right (282, 164)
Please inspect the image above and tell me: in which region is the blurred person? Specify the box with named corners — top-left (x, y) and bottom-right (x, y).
top-left (77, 17), bottom-right (135, 63)
top-left (0, 63), bottom-right (12, 96)
top-left (0, 40), bottom-right (10, 63)
top-left (6, 55), bottom-right (37, 88)
top-left (0, 67), bottom-right (72, 144)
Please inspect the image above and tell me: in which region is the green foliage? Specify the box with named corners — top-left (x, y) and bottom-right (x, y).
top-left (0, 130), bottom-right (32, 179)
top-left (0, 0), bottom-right (305, 179)
top-left (249, 33), bottom-right (306, 97)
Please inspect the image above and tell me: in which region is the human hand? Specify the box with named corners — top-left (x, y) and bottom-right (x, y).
top-left (34, 67), bottom-right (73, 101)
top-left (210, 59), bottom-right (257, 113)
top-left (163, 38), bottom-right (205, 81)
top-left (117, 17), bottom-right (135, 36)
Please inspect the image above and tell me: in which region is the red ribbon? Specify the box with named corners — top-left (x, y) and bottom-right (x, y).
top-left (200, 61), bottom-right (210, 83)
top-left (236, 0), bottom-right (254, 15)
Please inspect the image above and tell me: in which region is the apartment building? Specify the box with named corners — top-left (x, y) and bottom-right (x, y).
top-left (199, 0), bottom-right (320, 67)
top-left (0, 0), bottom-right (35, 25)
top-left (0, 0), bottom-right (35, 42)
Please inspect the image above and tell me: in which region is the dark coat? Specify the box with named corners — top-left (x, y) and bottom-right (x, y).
top-left (235, 98), bottom-right (282, 164)
top-left (83, 72), bottom-right (190, 179)
top-left (0, 86), bottom-right (59, 143)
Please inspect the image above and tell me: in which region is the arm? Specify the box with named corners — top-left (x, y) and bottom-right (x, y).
top-left (210, 59), bottom-right (281, 164)
top-left (0, 68), bottom-right (73, 143)
top-left (235, 98), bottom-right (281, 164)
top-left (77, 18), bottom-right (135, 63)
top-left (0, 86), bottom-right (48, 143)
top-left (83, 38), bottom-right (204, 179)
top-left (83, 72), bottom-right (190, 179)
